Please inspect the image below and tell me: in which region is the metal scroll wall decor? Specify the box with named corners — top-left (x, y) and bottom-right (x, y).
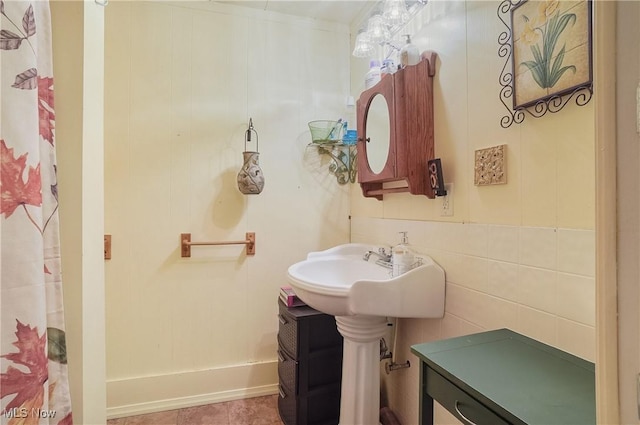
top-left (497, 0), bottom-right (593, 128)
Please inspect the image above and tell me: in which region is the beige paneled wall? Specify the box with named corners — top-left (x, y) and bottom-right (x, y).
top-left (351, 1), bottom-right (594, 227)
top-left (349, 1), bottom-right (595, 424)
top-left (104, 1), bottom-right (351, 416)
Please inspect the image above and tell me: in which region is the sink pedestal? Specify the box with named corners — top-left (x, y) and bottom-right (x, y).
top-left (335, 315), bottom-right (388, 425)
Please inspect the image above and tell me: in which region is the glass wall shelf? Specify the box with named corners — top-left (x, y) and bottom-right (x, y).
top-left (307, 142), bottom-right (357, 185)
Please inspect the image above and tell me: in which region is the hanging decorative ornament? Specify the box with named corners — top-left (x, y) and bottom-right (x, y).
top-left (237, 118), bottom-right (265, 195)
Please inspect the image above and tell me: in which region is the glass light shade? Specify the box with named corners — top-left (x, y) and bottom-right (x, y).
top-left (352, 30), bottom-right (375, 57)
top-left (382, 0), bottom-right (410, 26)
top-left (367, 14), bottom-right (391, 44)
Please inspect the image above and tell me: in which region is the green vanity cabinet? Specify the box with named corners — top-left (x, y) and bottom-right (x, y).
top-left (411, 329), bottom-right (595, 425)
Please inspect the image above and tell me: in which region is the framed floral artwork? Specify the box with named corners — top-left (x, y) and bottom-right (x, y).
top-left (510, 0), bottom-right (592, 110)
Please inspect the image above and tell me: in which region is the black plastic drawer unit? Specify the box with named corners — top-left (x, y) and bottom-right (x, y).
top-left (277, 299), bottom-right (343, 425)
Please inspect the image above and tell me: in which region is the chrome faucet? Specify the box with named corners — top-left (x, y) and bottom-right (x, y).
top-left (363, 247), bottom-right (392, 263)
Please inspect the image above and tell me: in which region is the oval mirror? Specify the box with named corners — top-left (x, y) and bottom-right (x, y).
top-left (365, 94), bottom-right (391, 174)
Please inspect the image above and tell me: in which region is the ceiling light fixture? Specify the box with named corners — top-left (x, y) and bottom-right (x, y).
top-left (352, 0), bottom-right (427, 59)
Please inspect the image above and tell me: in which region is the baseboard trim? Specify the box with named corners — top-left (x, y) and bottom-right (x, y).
top-left (107, 361), bottom-right (278, 419)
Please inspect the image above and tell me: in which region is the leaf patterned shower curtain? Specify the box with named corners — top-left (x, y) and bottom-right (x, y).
top-left (0, 1), bottom-right (73, 424)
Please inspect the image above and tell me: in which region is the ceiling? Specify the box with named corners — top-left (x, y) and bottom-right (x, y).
top-left (218, 1), bottom-right (374, 25)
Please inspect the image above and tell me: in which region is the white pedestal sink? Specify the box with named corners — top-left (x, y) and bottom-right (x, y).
top-left (287, 243), bottom-right (445, 425)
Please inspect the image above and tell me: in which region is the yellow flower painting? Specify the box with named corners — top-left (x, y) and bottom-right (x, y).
top-left (537, 0), bottom-right (560, 22)
top-left (511, 0), bottom-right (591, 108)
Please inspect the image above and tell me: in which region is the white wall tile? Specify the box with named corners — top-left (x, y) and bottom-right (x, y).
top-left (519, 227), bottom-right (557, 270)
top-left (352, 220), bottom-right (594, 358)
top-left (445, 283), bottom-right (487, 326)
top-left (397, 319), bottom-right (428, 360)
top-left (417, 317), bottom-right (442, 344)
top-left (516, 306), bottom-right (557, 347)
top-left (518, 266), bottom-right (557, 314)
top-left (381, 219), bottom-right (427, 249)
top-left (440, 313), bottom-right (465, 339)
top-left (556, 273), bottom-right (596, 326)
top-left (434, 252), bottom-right (464, 285)
top-left (487, 260), bottom-right (519, 302)
top-left (419, 220), bottom-right (442, 250)
top-left (458, 319), bottom-right (484, 336)
top-left (439, 252), bottom-right (488, 294)
top-left (428, 221), bottom-right (464, 253)
top-left (556, 318), bottom-right (596, 362)
top-left (557, 229), bottom-right (596, 277)
top-left (351, 220), bottom-right (594, 365)
top-left (482, 295), bottom-right (518, 331)
top-left (456, 255), bottom-right (489, 292)
top-left (351, 216), bottom-right (384, 244)
top-left (487, 225), bottom-right (519, 263)
top-left (459, 223), bottom-right (488, 258)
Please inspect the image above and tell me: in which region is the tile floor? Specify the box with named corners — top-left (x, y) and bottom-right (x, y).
top-left (106, 395), bottom-right (283, 425)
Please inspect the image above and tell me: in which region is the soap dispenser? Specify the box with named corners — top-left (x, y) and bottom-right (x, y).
top-left (399, 34), bottom-right (420, 68)
top-left (392, 231), bottom-right (416, 277)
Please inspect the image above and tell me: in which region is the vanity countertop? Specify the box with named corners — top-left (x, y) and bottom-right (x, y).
top-left (411, 328), bottom-right (595, 425)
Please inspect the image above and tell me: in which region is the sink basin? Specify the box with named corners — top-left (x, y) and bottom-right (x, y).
top-left (287, 243), bottom-right (445, 318)
top-left (286, 243), bottom-right (446, 424)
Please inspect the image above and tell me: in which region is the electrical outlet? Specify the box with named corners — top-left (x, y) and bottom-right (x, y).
top-left (440, 183), bottom-right (453, 217)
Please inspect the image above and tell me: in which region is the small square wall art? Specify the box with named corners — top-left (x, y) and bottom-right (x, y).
top-left (475, 145), bottom-right (507, 186)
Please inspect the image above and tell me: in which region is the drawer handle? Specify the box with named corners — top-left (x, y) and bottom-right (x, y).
top-left (278, 385), bottom-right (286, 399)
top-left (454, 400), bottom-right (479, 425)
top-left (278, 314), bottom-right (288, 325)
top-left (277, 350), bottom-right (285, 362)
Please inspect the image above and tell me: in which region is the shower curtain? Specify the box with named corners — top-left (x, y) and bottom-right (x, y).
top-left (1, 1), bottom-right (73, 424)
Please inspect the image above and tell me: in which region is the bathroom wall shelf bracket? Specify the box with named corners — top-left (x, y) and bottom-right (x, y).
top-left (181, 232), bottom-right (256, 257)
top-left (307, 142), bottom-right (357, 185)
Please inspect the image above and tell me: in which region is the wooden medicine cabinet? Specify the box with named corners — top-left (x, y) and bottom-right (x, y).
top-left (356, 51), bottom-right (437, 200)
